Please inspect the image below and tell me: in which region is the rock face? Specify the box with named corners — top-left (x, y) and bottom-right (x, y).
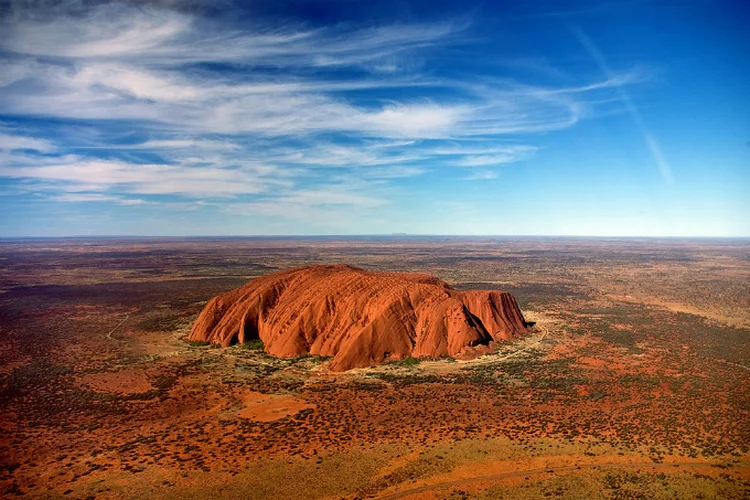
top-left (189, 265), bottom-right (529, 371)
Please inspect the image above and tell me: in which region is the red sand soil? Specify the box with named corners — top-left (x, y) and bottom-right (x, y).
top-left (190, 265), bottom-right (529, 370)
top-left (237, 391), bottom-right (315, 422)
top-left (77, 369), bottom-right (154, 395)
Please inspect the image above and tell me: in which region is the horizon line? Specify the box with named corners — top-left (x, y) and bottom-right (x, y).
top-left (1, 234), bottom-right (749, 240)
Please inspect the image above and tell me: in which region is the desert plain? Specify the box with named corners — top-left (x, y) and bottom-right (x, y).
top-left (0, 236), bottom-right (748, 499)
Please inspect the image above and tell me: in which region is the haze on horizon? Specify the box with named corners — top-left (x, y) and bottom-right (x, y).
top-left (0, 0), bottom-right (748, 237)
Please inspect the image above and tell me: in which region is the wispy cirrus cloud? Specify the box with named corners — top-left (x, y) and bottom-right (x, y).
top-left (460, 170), bottom-right (499, 181)
top-left (0, 132), bottom-right (57, 152)
top-left (2, 3), bottom-right (463, 67)
top-left (0, 1), bottom-right (648, 226)
top-left (48, 192), bottom-right (152, 205)
top-left (0, 154), bottom-right (287, 197)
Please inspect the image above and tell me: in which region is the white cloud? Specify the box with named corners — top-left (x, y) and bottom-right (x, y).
top-left (0, 133), bottom-right (56, 152)
top-left (117, 198), bottom-right (151, 205)
top-left (0, 4), bottom-right (634, 140)
top-left (50, 193), bottom-right (117, 202)
top-left (104, 139), bottom-right (242, 151)
top-left (460, 170), bottom-right (499, 181)
top-left (454, 154), bottom-right (531, 167)
top-left (3, 5), bottom-right (192, 59)
top-left (0, 2), bottom-right (649, 228)
top-left (366, 104), bottom-right (466, 138)
top-left (72, 63), bottom-right (199, 101)
top-left (0, 157), bottom-right (279, 197)
top-left (2, 3), bottom-right (462, 67)
top-left (48, 192), bottom-right (152, 205)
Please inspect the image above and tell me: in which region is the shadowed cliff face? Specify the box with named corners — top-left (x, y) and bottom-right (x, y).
top-left (189, 265), bottom-right (529, 371)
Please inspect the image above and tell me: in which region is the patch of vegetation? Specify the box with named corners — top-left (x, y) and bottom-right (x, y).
top-left (602, 329), bottom-right (638, 349)
top-left (350, 380), bottom-right (388, 392)
top-left (388, 356), bottom-right (421, 367)
top-left (617, 373), bottom-right (660, 390)
top-left (152, 374), bottom-right (177, 392)
top-left (188, 340), bottom-right (211, 347)
top-left (371, 372), bottom-right (443, 385)
top-left (421, 355), bottom-right (457, 363)
top-left (588, 390), bottom-right (607, 402)
top-left (239, 339), bottom-right (264, 350)
top-left (475, 468), bottom-right (750, 499)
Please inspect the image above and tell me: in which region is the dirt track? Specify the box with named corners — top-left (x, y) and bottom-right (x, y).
top-left (104, 314), bottom-right (129, 341)
top-left (376, 460), bottom-right (750, 499)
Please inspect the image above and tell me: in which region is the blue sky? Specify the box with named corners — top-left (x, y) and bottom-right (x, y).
top-left (0, 0), bottom-right (748, 236)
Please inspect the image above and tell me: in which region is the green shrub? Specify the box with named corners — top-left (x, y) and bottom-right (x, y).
top-left (397, 356), bottom-right (421, 367)
top-left (239, 339), bottom-right (265, 350)
top-left (188, 340), bottom-right (211, 347)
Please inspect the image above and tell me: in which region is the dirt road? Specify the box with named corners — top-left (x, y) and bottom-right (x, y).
top-left (376, 460), bottom-right (750, 499)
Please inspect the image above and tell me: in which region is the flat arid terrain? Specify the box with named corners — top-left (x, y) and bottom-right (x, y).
top-left (1, 237), bottom-right (749, 499)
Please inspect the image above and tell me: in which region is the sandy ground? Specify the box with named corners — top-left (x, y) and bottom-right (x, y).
top-left (237, 391), bottom-right (315, 422)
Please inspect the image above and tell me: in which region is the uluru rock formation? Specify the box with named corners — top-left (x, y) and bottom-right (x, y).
top-left (189, 265), bottom-right (529, 371)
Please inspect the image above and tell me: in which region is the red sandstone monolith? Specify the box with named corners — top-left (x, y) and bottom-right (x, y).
top-left (189, 265), bottom-right (529, 371)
